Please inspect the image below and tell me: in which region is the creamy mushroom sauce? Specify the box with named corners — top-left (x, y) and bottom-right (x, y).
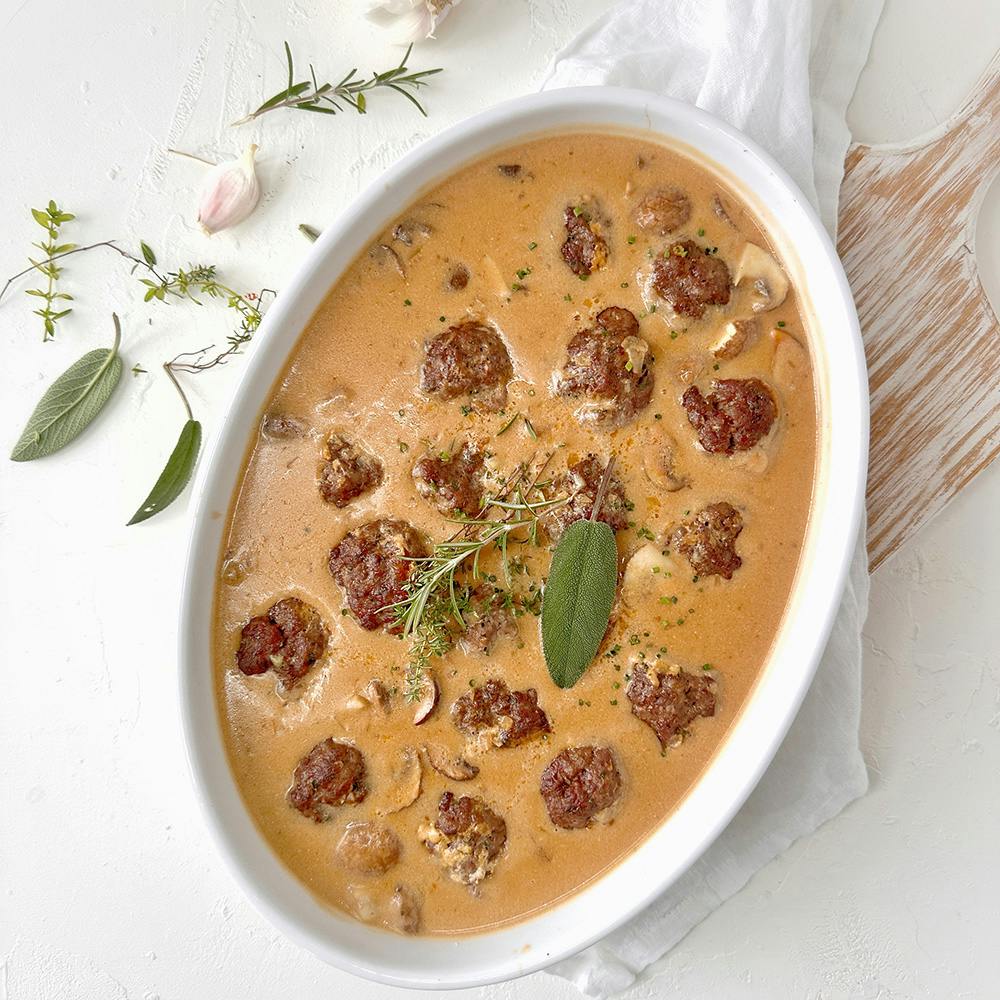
top-left (213, 132), bottom-right (817, 935)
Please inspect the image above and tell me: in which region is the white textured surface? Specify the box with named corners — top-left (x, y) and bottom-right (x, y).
top-left (1, 2), bottom-right (998, 998)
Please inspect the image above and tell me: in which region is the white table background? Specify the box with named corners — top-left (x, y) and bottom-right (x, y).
top-left (1, 2), bottom-right (998, 998)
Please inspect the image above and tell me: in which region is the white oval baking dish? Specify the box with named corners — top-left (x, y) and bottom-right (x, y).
top-left (178, 87), bottom-right (868, 990)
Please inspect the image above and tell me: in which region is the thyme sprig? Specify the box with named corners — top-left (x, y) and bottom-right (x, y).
top-left (25, 201), bottom-right (76, 340)
top-left (234, 42), bottom-right (442, 126)
top-left (392, 456), bottom-right (566, 700)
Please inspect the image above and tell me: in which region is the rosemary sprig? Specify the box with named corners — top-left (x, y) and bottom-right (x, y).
top-left (25, 201), bottom-right (76, 340)
top-left (391, 458), bottom-right (566, 700)
top-left (233, 42), bottom-right (442, 126)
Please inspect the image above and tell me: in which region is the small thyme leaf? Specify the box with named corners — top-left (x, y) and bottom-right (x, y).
top-left (298, 223), bottom-right (321, 242)
top-left (234, 42), bottom-right (442, 126)
top-left (11, 313), bottom-right (124, 461)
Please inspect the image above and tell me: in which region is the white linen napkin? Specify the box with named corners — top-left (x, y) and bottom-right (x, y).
top-left (539, 1), bottom-right (883, 994)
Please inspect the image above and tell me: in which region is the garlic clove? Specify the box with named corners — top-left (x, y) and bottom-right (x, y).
top-left (366, 0), bottom-right (461, 43)
top-left (197, 144), bottom-right (261, 236)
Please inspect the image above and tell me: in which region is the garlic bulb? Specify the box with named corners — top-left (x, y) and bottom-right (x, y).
top-left (197, 144), bottom-right (261, 236)
top-left (366, 0), bottom-right (461, 43)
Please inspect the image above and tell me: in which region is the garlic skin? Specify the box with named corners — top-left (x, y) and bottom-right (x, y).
top-left (366, 0), bottom-right (461, 44)
top-left (197, 144), bottom-right (261, 236)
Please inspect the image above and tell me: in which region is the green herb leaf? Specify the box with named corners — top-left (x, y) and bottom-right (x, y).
top-left (140, 241), bottom-right (157, 266)
top-left (127, 418), bottom-right (202, 524)
top-left (541, 519), bottom-right (618, 688)
top-left (10, 314), bottom-right (123, 461)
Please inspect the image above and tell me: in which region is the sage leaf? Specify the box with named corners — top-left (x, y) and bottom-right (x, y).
top-left (541, 519), bottom-right (619, 688)
top-left (127, 418), bottom-right (202, 525)
top-left (10, 315), bottom-right (123, 462)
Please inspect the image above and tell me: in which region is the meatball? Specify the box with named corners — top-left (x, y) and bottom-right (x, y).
top-left (627, 665), bottom-right (717, 748)
top-left (336, 822), bottom-right (401, 874)
top-left (670, 501), bottom-right (744, 579)
top-left (682, 378), bottom-right (777, 453)
top-left (460, 594), bottom-right (518, 654)
top-left (236, 597), bottom-right (328, 689)
top-left (634, 188), bottom-right (691, 235)
top-left (540, 455), bottom-right (631, 543)
top-left (554, 306), bottom-right (654, 429)
top-left (412, 440), bottom-right (487, 516)
top-left (452, 679), bottom-right (550, 748)
top-left (287, 739), bottom-right (367, 821)
top-left (651, 239), bottom-right (731, 318)
top-left (318, 434), bottom-right (383, 508)
top-left (561, 204), bottom-right (608, 276)
top-left (328, 519), bottom-right (429, 631)
top-left (419, 321), bottom-right (514, 412)
top-left (540, 746), bottom-right (622, 830)
top-left (418, 792), bottom-right (507, 886)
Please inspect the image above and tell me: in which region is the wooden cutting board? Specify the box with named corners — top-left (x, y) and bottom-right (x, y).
top-left (837, 51), bottom-right (1000, 570)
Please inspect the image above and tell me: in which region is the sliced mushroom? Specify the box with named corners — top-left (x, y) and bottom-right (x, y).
top-left (260, 413), bottom-right (306, 440)
top-left (347, 884), bottom-right (377, 922)
top-left (643, 433), bottom-right (689, 492)
top-left (424, 744), bottom-right (479, 781)
top-left (388, 884), bottom-right (421, 934)
top-left (734, 244), bottom-right (788, 312)
top-left (336, 822), bottom-right (401, 874)
top-left (622, 543), bottom-right (678, 598)
top-left (710, 318), bottom-right (758, 360)
top-left (413, 674), bottom-right (439, 725)
top-left (392, 219), bottom-right (433, 246)
top-left (381, 747), bottom-right (422, 814)
top-left (712, 193), bottom-right (737, 229)
top-left (480, 255), bottom-right (509, 298)
top-left (621, 335), bottom-right (650, 375)
top-left (771, 328), bottom-right (809, 390)
top-left (361, 678), bottom-right (391, 715)
top-left (369, 242), bottom-right (405, 277)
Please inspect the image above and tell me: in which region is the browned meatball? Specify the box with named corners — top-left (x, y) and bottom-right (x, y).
top-left (419, 321), bottom-right (514, 412)
top-left (412, 440), bottom-right (486, 517)
top-left (682, 378), bottom-right (777, 454)
top-left (540, 455), bottom-right (631, 543)
top-left (561, 204), bottom-right (608, 276)
top-left (554, 306), bottom-right (654, 429)
top-left (652, 239), bottom-right (731, 318)
top-left (287, 739), bottom-right (367, 821)
top-left (236, 597), bottom-right (328, 689)
top-left (418, 792), bottom-right (507, 885)
top-left (318, 434), bottom-right (383, 508)
top-left (671, 502), bottom-right (744, 579)
top-left (452, 679), bottom-right (550, 748)
top-left (627, 665), bottom-right (717, 748)
top-left (540, 746), bottom-right (622, 829)
top-left (328, 519), bottom-right (429, 631)
top-left (460, 594), bottom-right (518, 654)
top-left (634, 188), bottom-right (691, 235)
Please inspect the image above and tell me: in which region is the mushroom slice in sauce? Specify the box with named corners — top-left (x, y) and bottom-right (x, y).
top-left (388, 884), bottom-right (421, 934)
top-left (412, 674), bottom-right (439, 725)
top-left (424, 744), bottom-right (480, 781)
top-left (381, 747), bottom-right (422, 815)
top-left (336, 822), bottom-right (401, 874)
top-left (710, 318), bottom-right (759, 360)
top-left (733, 243), bottom-right (789, 312)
